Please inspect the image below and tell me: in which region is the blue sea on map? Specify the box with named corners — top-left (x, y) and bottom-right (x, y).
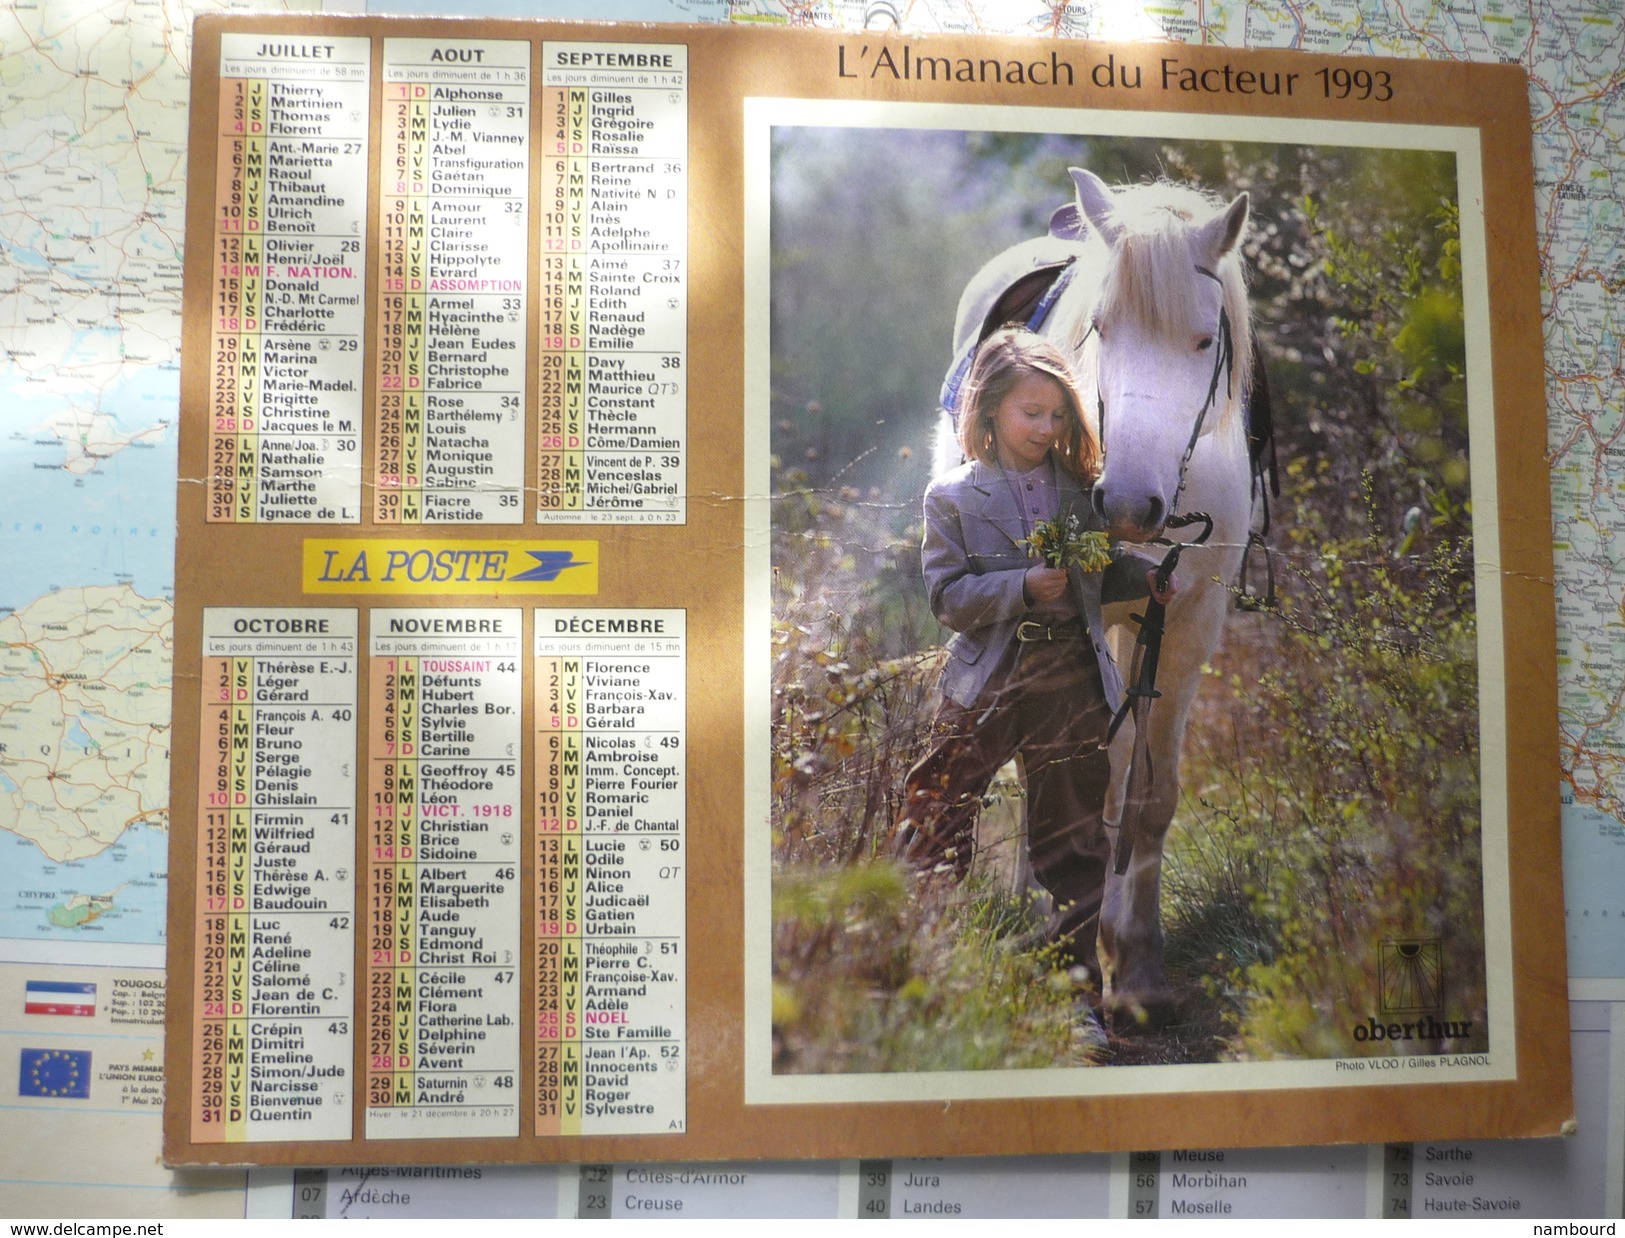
top-left (0, 366), bottom-right (177, 604)
top-left (0, 365), bottom-right (174, 951)
top-left (1563, 799), bottom-right (1625, 977)
top-left (0, 822), bottom-right (167, 943)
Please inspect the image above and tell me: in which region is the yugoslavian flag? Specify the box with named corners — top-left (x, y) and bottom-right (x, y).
top-left (24, 980), bottom-right (96, 1017)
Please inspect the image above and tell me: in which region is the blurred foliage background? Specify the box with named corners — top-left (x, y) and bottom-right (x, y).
top-left (768, 128), bottom-right (1486, 1071)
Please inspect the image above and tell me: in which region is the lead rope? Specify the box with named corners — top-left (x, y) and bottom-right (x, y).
top-left (1104, 512), bottom-right (1212, 874)
top-left (1238, 345), bottom-right (1280, 611)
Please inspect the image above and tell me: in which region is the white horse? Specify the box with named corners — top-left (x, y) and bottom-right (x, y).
top-left (948, 168), bottom-right (1256, 1013)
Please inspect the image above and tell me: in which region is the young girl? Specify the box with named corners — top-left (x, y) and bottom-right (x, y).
top-left (895, 327), bottom-right (1166, 997)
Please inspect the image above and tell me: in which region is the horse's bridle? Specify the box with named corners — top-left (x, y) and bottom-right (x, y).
top-left (1090, 264), bottom-right (1234, 875)
top-left (1086, 263), bottom-right (1234, 526)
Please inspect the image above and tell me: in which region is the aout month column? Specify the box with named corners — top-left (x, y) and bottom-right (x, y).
top-left (374, 39), bottom-right (529, 523)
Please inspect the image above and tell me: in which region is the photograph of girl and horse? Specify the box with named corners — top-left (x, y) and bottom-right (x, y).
top-left (768, 124), bottom-right (1489, 1073)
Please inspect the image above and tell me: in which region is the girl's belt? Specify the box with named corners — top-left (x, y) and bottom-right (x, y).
top-left (1015, 618), bottom-right (1087, 642)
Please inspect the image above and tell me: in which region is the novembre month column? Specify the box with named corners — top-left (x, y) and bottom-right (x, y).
top-left (190, 609), bottom-right (356, 1144)
top-left (534, 609), bottom-right (686, 1136)
top-left (365, 610), bottom-right (522, 1138)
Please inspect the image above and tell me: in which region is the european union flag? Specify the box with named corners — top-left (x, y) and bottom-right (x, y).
top-left (19, 1047), bottom-right (91, 1098)
top-left (510, 550), bottom-right (590, 582)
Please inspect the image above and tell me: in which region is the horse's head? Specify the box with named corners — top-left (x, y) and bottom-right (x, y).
top-left (1064, 169), bottom-right (1252, 543)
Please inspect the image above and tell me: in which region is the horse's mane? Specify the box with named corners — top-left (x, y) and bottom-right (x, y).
top-left (1051, 181), bottom-right (1253, 426)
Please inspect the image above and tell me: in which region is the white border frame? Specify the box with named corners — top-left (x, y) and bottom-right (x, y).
top-left (743, 98), bottom-right (1510, 1106)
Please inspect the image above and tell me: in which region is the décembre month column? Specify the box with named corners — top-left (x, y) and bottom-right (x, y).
top-left (533, 609), bottom-right (686, 1136)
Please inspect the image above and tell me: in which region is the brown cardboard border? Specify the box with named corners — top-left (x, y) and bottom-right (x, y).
top-left (166, 14), bottom-right (1568, 1166)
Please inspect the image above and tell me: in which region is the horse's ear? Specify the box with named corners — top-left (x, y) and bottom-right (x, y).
top-left (1199, 191), bottom-right (1250, 261)
top-left (1069, 168), bottom-right (1123, 246)
top-left (1049, 202), bottom-right (1086, 241)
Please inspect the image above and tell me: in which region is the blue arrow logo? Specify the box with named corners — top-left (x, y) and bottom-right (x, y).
top-left (510, 550), bottom-right (591, 582)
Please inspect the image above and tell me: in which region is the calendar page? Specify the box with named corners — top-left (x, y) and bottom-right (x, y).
top-left (165, 13), bottom-right (1569, 1165)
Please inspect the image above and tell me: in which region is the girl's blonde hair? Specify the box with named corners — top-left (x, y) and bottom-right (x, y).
top-left (956, 328), bottom-right (1101, 481)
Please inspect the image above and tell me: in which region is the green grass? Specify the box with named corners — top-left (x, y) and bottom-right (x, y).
top-left (772, 863), bottom-right (1102, 1073)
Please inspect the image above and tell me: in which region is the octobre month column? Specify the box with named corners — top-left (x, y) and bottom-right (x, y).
top-left (191, 609), bottom-right (357, 1143)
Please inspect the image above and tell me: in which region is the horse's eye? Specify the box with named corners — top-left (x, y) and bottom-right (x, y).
top-left (1197, 336), bottom-right (1214, 352)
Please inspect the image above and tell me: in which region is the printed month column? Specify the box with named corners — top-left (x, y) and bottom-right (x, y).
top-left (190, 609), bottom-right (357, 1144)
top-left (373, 39), bottom-right (529, 523)
top-left (534, 609), bottom-right (686, 1136)
top-left (536, 43), bottom-right (688, 525)
top-left (210, 66), bottom-right (264, 520)
top-left (209, 35), bottom-right (370, 523)
top-left (365, 610), bottom-right (522, 1138)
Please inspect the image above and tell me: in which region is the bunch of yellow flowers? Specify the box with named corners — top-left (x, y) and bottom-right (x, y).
top-left (1021, 514), bottom-right (1113, 572)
